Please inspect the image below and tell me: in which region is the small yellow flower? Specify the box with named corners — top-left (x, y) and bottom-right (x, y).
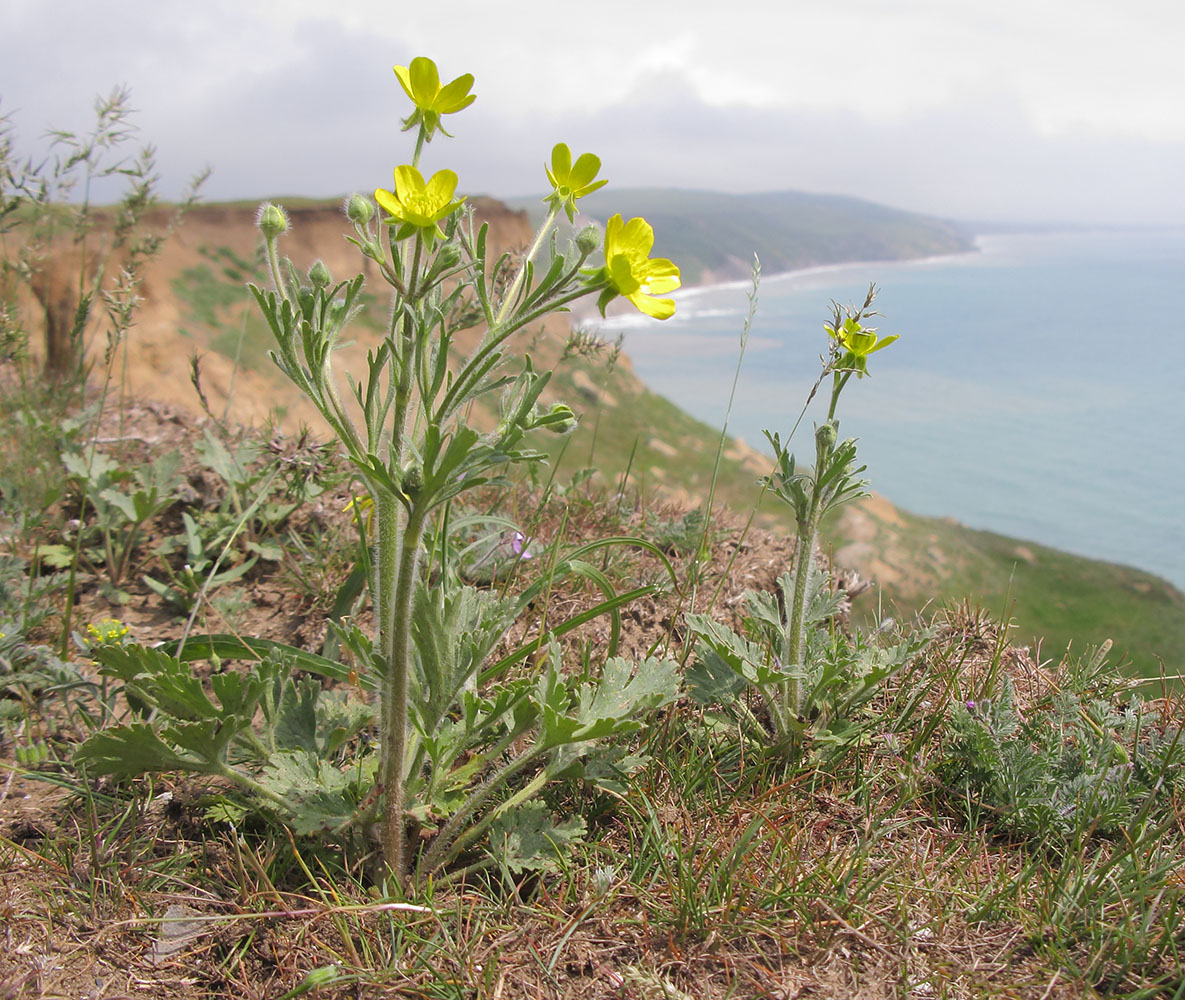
top-left (589, 215), bottom-right (681, 320)
top-left (393, 57), bottom-right (476, 140)
top-left (84, 618), bottom-right (130, 647)
top-left (543, 143), bottom-right (608, 222)
top-left (375, 165), bottom-right (466, 244)
top-left (826, 316), bottom-right (898, 377)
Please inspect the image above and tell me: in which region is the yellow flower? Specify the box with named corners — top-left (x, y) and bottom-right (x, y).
top-left (590, 215), bottom-right (681, 320)
top-left (543, 143), bottom-right (608, 222)
top-left (375, 165), bottom-right (466, 243)
top-left (393, 57), bottom-right (476, 140)
top-left (84, 618), bottom-right (130, 647)
top-left (826, 316), bottom-right (898, 377)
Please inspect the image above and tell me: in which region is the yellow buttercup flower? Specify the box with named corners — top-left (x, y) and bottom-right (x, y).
top-left (543, 143), bottom-right (608, 222)
top-left (826, 316), bottom-right (897, 377)
top-left (393, 57), bottom-right (476, 140)
top-left (375, 165), bottom-right (466, 243)
top-left (590, 215), bottom-right (681, 320)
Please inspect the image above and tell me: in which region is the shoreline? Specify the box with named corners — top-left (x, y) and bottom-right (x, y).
top-left (673, 242), bottom-right (988, 301)
top-left (651, 223), bottom-right (1185, 304)
top-left (574, 242), bottom-right (988, 326)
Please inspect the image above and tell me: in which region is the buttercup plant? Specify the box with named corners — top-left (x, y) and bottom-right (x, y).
top-left (687, 287), bottom-right (923, 757)
top-left (75, 59), bottom-right (681, 887)
top-left (251, 59), bottom-right (680, 883)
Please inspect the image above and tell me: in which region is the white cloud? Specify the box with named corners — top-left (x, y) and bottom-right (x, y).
top-left (2, 0), bottom-right (1183, 223)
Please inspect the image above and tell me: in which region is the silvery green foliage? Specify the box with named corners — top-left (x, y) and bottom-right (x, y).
top-left (47, 449), bottom-right (185, 597)
top-left (74, 642), bottom-right (376, 834)
top-left (941, 677), bottom-right (1185, 839)
top-left (398, 582), bottom-right (679, 878)
top-left (74, 587), bottom-right (679, 878)
top-left (687, 568), bottom-right (929, 761)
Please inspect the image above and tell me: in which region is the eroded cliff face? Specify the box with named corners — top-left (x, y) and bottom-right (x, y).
top-left (104, 197), bottom-right (538, 429)
top-left (14, 192), bottom-right (649, 436)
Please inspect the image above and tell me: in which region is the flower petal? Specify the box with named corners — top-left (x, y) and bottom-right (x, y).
top-left (408, 56), bottom-right (440, 104)
top-left (392, 165), bottom-right (426, 203)
top-left (608, 253), bottom-right (641, 295)
top-left (436, 74), bottom-right (476, 113)
top-left (569, 152), bottom-right (601, 190)
top-left (374, 188), bottom-right (403, 219)
top-left (617, 217), bottom-right (655, 257)
top-left (866, 334), bottom-right (898, 354)
top-left (392, 64), bottom-right (416, 103)
top-left (550, 143), bottom-right (572, 180)
top-left (425, 168), bottom-right (459, 203)
top-left (640, 260), bottom-right (681, 295)
top-left (629, 291), bottom-right (676, 320)
top-left (604, 214), bottom-right (624, 247)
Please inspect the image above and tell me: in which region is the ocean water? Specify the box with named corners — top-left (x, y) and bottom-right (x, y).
top-left (584, 229), bottom-right (1185, 590)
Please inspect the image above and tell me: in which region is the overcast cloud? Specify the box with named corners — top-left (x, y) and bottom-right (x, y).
top-left (3, 0), bottom-right (1183, 225)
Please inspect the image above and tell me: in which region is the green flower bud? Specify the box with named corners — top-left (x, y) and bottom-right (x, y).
top-left (344, 193), bottom-right (374, 226)
top-left (308, 259), bottom-right (332, 288)
top-left (574, 224), bottom-right (601, 255)
top-left (400, 464), bottom-right (423, 498)
top-left (256, 202), bottom-right (289, 239)
top-left (435, 244), bottom-right (462, 270)
top-left (815, 420), bottom-right (837, 453)
top-left (541, 402), bottom-right (578, 435)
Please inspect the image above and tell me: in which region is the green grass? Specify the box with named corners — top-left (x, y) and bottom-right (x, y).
top-left (3, 398), bottom-right (1184, 997)
top-left (843, 509), bottom-right (1185, 680)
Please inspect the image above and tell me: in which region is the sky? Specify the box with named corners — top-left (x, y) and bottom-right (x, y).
top-left (3, 0), bottom-right (1184, 226)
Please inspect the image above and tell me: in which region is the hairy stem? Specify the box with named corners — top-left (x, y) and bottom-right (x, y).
top-left (494, 206), bottom-right (559, 326)
top-left (378, 499), bottom-right (426, 885)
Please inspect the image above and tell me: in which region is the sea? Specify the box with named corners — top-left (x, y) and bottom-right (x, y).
top-left (583, 229), bottom-right (1185, 591)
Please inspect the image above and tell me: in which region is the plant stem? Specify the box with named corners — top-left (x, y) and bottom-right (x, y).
top-left (494, 206), bottom-right (559, 326)
top-left (416, 744), bottom-right (546, 880)
top-left (784, 504), bottom-right (817, 721)
top-left (784, 376), bottom-right (845, 721)
top-left (379, 500), bottom-right (426, 885)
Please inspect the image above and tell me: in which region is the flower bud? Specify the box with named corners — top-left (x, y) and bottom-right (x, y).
top-left (400, 464), bottom-right (423, 498)
top-left (435, 244), bottom-right (462, 269)
top-left (541, 402), bottom-right (578, 435)
top-left (815, 420), bottom-right (837, 453)
top-left (256, 202), bottom-right (289, 239)
top-left (308, 259), bottom-right (332, 288)
top-left (574, 224), bottom-right (601, 255)
top-left (345, 193), bottom-right (374, 226)
top-left (298, 967), bottom-right (340, 989)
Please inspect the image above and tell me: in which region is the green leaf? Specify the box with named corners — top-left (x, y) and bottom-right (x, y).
top-left (92, 644), bottom-right (222, 721)
top-left (410, 582), bottom-right (518, 734)
top-left (685, 648), bottom-right (747, 707)
top-left (98, 488), bottom-right (139, 523)
top-left (258, 749), bottom-right (368, 835)
top-left (541, 654), bottom-right (679, 749)
top-left (162, 634), bottom-right (366, 691)
top-left (36, 544), bottom-right (76, 569)
top-left (162, 717), bottom-right (250, 767)
top-left (75, 723), bottom-right (217, 777)
top-left (487, 800), bottom-right (586, 874)
top-left (685, 614), bottom-right (781, 689)
top-left (315, 689), bottom-right (375, 756)
top-left (272, 674), bottom-right (320, 753)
